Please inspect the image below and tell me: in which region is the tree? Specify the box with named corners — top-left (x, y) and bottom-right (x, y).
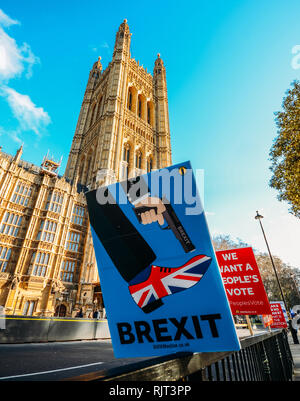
top-left (269, 80), bottom-right (300, 218)
top-left (213, 234), bottom-right (250, 251)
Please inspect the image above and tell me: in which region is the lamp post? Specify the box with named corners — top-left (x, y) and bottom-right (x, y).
top-left (255, 211), bottom-right (299, 344)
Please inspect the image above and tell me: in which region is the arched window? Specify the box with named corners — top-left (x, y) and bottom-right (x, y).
top-left (147, 158), bottom-right (153, 172)
top-left (55, 304), bottom-right (67, 317)
top-left (90, 104), bottom-right (96, 127)
top-left (28, 301), bottom-right (35, 316)
top-left (30, 252), bottom-right (50, 277)
top-left (122, 144), bottom-right (131, 179)
top-left (23, 300), bottom-right (35, 316)
top-left (147, 101), bottom-right (154, 126)
top-left (136, 151), bottom-right (142, 169)
top-left (128, 88), bottom-right (133, 111)
top-left (123, 144), bottom-right (130, 163)
top-left (138, 98), bottom-right (142, 118)
top-left (79, 157), bottom-right (85, 184)
top-left (97, 97), bottom-right (103, 119)
top-left (23, 301), bottom-right (29, 316)
top-left (85, 156), bottom-right (92, 183)
top-left (0, 246), bottom-right (12, 272)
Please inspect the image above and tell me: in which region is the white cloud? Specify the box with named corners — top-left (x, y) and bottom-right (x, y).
top-left (0, 9), bottom-right (19, 28)
top-left (0, 9), bottom-right (48, 141)
top-left (8, 130), bottom-right (23, 145)
top-left (1, 86), bottom-right (51, 136)
top-left (0, 24), bottom-right (39, 81)
top-left (101, 41), bottom-right (109, 49)
top-left (89, 41), bottom-right (110, 55)
top-left (249, 211), bottom-right (300, 268)
top-left (210, 203), bottom-right (300, 269)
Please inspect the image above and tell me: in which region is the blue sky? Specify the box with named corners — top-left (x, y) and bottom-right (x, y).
top-left (0, 0), bottom-right (300, 267)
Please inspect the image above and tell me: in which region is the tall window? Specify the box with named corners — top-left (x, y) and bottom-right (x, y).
top-left (60, 260), bottom-right (75, 282)
top-left (46, 191), bottom-right (64, 213)
top-left (85, 156), bottom-right (92, 184)
top-left (123, 145), bottom-right (130, 163)
top-left (23, 300), bottom-right (35, 316)
top-left (65, 231), bottom-right (80, 252)
top-left (11, 182), bottom-right (33, 206)
top-left (97, 97), bottom-right (103, 119)
top-left (147, 158), bottom-right (153, 172)
top-left (128, 90), bottom-right (132, 111)
top-left (123, 144), bottom-right (130, 163)
top-left (0, 247), bottom-right (11, 272)
top-left (147, 105), bottom-right (151, 124)
top-left (71, 205), bottom-right (85, 225)
top-left (0, 212), bottom-right (22, 237)
top-left (36, 220), bottom-right (57, 243)
top-left (138, 98), bottom-right (142, 118)
top-left (79, 157), bottom-right (85, 184)
top-left (90, 103), bottom-right (97, 126)
top-left (122, 144), bottom-right (130, 179)
top-left (30, 252), bottom-right (50, 277)
top-left (136, 151), bottom-right (142, 169)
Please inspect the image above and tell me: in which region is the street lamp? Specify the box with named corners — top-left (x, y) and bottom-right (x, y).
top-left (255, 211), bottom-right (299, 344)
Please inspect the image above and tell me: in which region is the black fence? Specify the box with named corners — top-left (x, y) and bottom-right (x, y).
top-left (67, 329), bottom-right (294, 381)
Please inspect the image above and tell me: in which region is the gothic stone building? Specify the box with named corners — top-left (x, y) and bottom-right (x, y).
top-left (0, 19), bottom-right (172, 317)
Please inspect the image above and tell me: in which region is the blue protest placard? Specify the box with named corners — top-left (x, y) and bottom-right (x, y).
top-left (86, 161), bottom-right (240, 357)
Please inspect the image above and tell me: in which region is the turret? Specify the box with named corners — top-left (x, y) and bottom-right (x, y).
top-left (113, 19), bottom-right (131, 61)
top-left (13, 144), bottom-right (23, 163)
top-left (153, 54), bottom-right (172, 167)
top-left (64, 56), bottom-right (102, 182)
top-left (87, 56), bottom-right (103, 90)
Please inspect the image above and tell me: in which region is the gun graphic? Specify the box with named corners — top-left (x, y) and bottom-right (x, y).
top-left (133, 198), bottom-right (195, 253)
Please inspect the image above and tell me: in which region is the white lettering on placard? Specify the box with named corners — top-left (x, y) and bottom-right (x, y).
top-left (222, 253), bottom-right (237, 261)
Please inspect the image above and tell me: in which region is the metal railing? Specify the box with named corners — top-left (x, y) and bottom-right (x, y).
top-left (66, 329), bottom-right (294, 381)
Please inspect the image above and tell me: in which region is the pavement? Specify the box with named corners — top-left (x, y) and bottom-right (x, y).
top-left (288, 334), bottom-right (300, 381)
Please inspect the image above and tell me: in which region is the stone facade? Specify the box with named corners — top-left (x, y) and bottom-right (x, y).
top-left (0, 20), bottom-right (172, 317)
top-left (0, 147), bottom-right (99, 317)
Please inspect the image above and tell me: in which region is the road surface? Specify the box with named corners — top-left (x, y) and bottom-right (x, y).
top-left (0, 327), bottom-right (270, 381)
top-left (0, 339), bottom-right (152, 381)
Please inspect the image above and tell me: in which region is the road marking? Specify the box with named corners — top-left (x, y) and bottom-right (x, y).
top-left (0, 362), bottom-right (104, 380)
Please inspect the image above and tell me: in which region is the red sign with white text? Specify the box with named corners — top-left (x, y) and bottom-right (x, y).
top-left (270, 302), bottom-right (288, 329)
top-left (216, 247), bottom-right (271, 315)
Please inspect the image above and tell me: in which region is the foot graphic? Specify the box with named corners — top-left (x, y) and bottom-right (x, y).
top-left (128, 254), bottom-right (212, 313)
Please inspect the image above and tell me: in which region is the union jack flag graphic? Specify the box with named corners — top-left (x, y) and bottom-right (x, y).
top-left (128, 255), bottom-right (212, 311)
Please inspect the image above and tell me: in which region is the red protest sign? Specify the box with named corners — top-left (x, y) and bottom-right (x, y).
top-left (216, 247), bottom-right (271, 315)
top-left (270, 302), bottom-right (288, 329)
top-left (262, 314), bottom-right (273, 327)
